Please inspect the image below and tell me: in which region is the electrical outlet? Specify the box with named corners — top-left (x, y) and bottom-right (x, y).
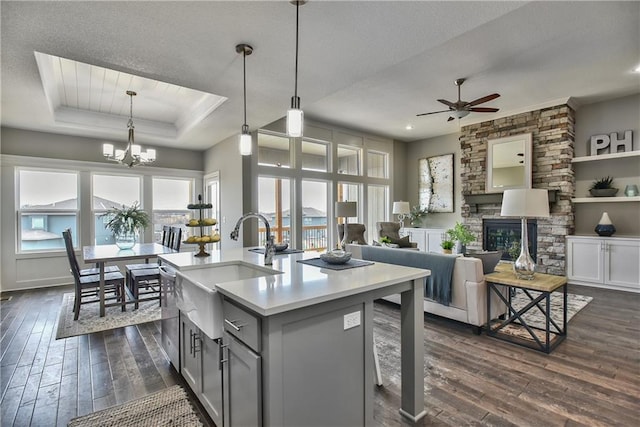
top-left (343, 311), bottom-right (361, 330)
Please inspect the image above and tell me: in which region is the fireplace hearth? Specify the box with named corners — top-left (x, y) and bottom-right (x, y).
top-left (483, 219), bottom-right (537, 261)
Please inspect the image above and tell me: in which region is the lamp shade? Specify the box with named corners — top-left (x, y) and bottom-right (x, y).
top-left (335, 201), bottom-right (357, 218)
top-left (392, 201), bottom-right (410, 215)
top-left (239, 132), bottom-right (252, 156)
top-left (500, 189), bottom-right (550, 218)
top-left (286, 108), bottom-right (303, 137)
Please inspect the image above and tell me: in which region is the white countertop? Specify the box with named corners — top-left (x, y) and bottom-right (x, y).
top-left (159, 248), bottom-right (430, 316)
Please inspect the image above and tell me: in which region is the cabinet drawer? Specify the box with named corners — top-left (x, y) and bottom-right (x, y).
top-left (223, 301), bottom-right (261, 352)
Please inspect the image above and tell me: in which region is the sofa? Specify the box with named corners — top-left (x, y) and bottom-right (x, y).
top-left (346, 244), bottom-right (507, 333)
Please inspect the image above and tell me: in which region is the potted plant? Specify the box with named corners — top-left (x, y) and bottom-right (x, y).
top-left (589, 176), bottom-right (618, 197)
top-left (409, 205), bottom-right (428, 227)
top-left (446, 222), bottom-right (475, 254)
top-left (103, 202), bottom-right (150, 249)
top-left (440, 239), bottom-right (454, 254)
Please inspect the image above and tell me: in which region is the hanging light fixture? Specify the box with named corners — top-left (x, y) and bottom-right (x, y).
top-left (286, 0), bottom-right (306, 138)
top-left (236, 43), bottom-right (254, 156)
top-left (102, 90), bottom-right (156, 167)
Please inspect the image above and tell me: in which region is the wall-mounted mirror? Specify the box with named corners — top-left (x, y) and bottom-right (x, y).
top-left (486, 133), bottom-right (532, 193)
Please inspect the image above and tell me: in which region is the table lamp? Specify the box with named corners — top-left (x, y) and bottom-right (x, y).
top-left (392, 201), bottom-right (410, 233)
top-left (335, 201), bottom-right (357, 249)
top-left (500, 189), bottom-right (549, 280)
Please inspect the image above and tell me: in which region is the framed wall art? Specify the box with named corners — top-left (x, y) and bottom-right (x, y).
top-left (418, 153), bottom-right (454, 213)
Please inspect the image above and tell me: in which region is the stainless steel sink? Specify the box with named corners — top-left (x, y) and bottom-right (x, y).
top-left (175, 262), bottom-right (281, 339)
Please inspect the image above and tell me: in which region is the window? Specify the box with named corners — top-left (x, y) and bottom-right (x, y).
top-left (302, 140), bottom-right (329, 172)
top-left (258, 177), bottom-right (291, 245)
top-left (258, 133), bottom-right (291, 168)
top-left (93, 174), bottom-right (142, 245)
top-left (367, 184), bottom-right (389, 244)
top-left (367, 150), bottom-right (388, 179)
top-left (301, 180), bottom-right (328, 252)
top-left (152, 177), bottom-right (192, 243)
top-left (18, 169), bottom-right (79, 251)
top-left (337, 145), bottom-right (361, 175)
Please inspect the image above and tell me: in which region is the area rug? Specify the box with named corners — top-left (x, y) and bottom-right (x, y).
top-left (495, 290), bottom-right (593, 341)
top-left (55, 292), bottom-right (161, 340)
top-left (67, 385), bottom-right (203, 427)
top-left (510, 289), bottom-right (593, 329)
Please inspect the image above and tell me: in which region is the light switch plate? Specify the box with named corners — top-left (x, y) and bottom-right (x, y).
top-left (343, 311), bottom-right (361, 330)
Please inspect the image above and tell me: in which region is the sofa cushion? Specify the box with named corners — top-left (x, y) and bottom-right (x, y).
top-left (387, 235), bottom-right (412, 248)
top-left (466, 250), bottom-right (502, 274)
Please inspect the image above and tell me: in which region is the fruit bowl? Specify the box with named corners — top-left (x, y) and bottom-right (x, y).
top-left (319, 250), bottom-right (352, 265)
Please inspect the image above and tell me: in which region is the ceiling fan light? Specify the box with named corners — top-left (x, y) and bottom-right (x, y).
top-left (287, 107), bottom-right (304, 137)
top-left (452, 110), bottom-right (470, 119)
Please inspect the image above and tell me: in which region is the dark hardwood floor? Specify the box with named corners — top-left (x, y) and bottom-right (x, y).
top-left (1, 283), bottom-right (638, 426)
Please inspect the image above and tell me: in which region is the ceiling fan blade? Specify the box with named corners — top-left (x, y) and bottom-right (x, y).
top-left (437, 99), bottom-right (456, 108)
top-left (416, 109), bottom-right (451, 117)
top-left (469, 107), bottom-right (499, 113)
top-left (467, 93), bottom-right (500, 106)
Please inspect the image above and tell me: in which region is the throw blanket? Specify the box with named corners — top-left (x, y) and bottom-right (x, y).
top-left (360, 246), bottom-right (457, 305)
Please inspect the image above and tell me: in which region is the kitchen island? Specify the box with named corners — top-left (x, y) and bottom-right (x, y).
top-left (159, 248), bottom-right (429, 426)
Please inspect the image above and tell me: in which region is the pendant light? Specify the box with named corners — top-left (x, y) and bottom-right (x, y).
top-left (236, 43), bottom-right (253, 156)
top-left (102, 90), bottom-right (156, 167)
top-left (286, 0), bottom-right (306, 138)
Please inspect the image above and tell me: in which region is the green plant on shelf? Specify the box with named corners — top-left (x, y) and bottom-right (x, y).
top-left (589, 176), bottom-right (615, 190)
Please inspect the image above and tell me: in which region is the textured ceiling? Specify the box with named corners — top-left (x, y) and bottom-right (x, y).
top-left (1, 1), bottom-right (638, 151)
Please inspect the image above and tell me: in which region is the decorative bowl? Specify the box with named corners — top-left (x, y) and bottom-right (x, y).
top-left (274, 242), bottom-right (289, 252)
top-left (320, 250), bottom-right (352, 265)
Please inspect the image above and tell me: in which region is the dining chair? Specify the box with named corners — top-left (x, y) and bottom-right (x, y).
top-left (124, 225), bottom-right (171, 285)
top-left (62, 229), bottom-right (126, 319)
top-left (62, 228), bottom-right (120, 276)
top-left (126, 226), bottom-right (181, 309)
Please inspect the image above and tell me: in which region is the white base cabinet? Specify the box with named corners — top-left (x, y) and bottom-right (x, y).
top-left (566, 236), bottom-right (640, 293)
top-left (180, 315), bottom-right (224, 426)
top-left (404, 228), bottom-right (446, 252)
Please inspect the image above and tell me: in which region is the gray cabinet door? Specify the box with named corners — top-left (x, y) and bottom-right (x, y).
top-left (201, 335), bottom-right (223, 427)
top-left (223, 332), bottom-right (261, 427)
top-left (180, 316), bottom-right (201, 392)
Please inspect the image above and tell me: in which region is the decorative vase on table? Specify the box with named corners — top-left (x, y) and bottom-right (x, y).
top-left (594, 212), bottom-right (616, 237)
top-left (115, 231), bottom-right (136, 249)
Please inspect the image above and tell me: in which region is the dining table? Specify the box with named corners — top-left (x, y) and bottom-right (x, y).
top-left (83, 242), bottom-right (178, 317)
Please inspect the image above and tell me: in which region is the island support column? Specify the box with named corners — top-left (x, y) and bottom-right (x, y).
top-left (399, 277), bottom-right (426, 422)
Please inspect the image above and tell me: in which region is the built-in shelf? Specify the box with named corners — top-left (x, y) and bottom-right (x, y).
top-left (572, 150), bottom-right (640, 163)
top-left (572, 196), bottom-right (640, 203)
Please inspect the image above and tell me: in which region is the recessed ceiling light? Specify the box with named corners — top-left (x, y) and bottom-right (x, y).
top-left (633, 64), bottom-right (640, 73)
top-left (405, 124), bottom-right (414, 130)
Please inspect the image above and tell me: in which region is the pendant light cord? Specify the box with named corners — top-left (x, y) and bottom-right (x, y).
top-left (243, 50), bottom-right (247, 126)
top-left (294, 1), bottom-right (299, 100)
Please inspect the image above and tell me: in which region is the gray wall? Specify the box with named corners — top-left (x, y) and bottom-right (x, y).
top-left (574, 94), bottom-right (640, 236)
top-left (405, 132), bottom-right (461, 229)
top-left (203, 133), bottom-right (245, 249)
top-left (1, 127), bottom-right (205, 171)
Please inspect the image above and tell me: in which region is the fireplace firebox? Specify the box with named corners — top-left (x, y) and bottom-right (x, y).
top-left (483, 219), bottom-right (537, 261)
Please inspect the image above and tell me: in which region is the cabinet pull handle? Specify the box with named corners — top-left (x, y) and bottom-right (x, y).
top-left (193, 334), bottom-right (201, 357)
top-left (225, 319), bottom-right (242, 331)
top-left (219, 342), bottom-right (228, 369)
top-left (189, 330), bottom-right (194, 355)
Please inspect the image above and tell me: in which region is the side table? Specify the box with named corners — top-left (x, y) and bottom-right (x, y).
top-left (485, 267), bottom-right (567, 353)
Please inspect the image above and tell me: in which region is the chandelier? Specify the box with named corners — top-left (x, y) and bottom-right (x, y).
top-left (102, 90), bottom-right (156, 167)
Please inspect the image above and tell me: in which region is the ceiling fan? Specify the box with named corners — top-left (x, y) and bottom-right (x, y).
top-left (417, 78), bottom-right (500, 121)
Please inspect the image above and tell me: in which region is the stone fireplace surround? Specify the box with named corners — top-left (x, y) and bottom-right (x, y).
top-left (459, 104), bottom-right (575, 276)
